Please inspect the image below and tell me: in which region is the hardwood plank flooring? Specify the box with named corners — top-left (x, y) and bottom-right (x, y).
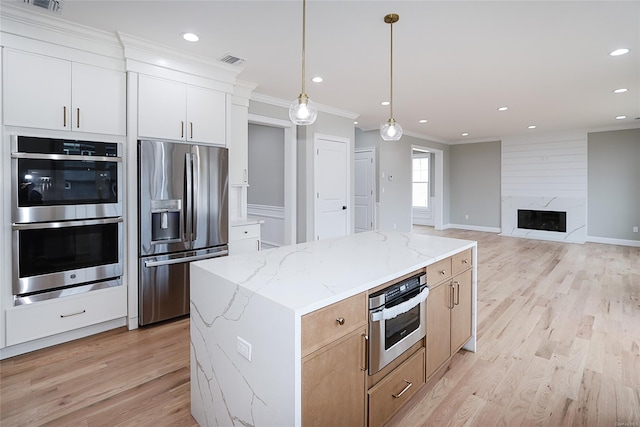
top-left (1, 228), bottom-right (638, 426)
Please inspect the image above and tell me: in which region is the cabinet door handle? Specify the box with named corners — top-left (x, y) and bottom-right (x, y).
top-left (361, 334), bottom-right (368, 372)
top-left (449, 284), bottom-right (455, 309)
top-left (336, 317), bottom-right (345, 325)
top-left (63, 106), bottom-right (67, 127)
top-left (181, 121), bottom-right (184, 138)
top-left (440, 270), bottom-right (446, 275)
top-left (76, 108), bottom-right (80, 128)
top-left (190, 122), bottom-right (193, 139)
top-left (60, 309), bottom-right (86, 318)
top-left (454, 280), bottom-right (460, 306)
top-left (392, 380), bottom-right (413, 398)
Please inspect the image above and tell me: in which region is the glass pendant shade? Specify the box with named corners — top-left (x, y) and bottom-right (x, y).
top-left (380, 118), bottom-right (403, 141)
top-left (289, 93), bottom-right (318, 125)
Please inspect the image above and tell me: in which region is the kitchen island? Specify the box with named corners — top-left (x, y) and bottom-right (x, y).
top-left (190, 230), bottom-right (477, 426)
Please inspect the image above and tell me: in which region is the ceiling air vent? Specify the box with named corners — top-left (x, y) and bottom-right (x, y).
top-left (219, 54), bottom-right (245, 66)
top-left (20, 0), bottom-right (64, 13)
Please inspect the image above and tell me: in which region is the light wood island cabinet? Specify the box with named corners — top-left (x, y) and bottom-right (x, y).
top-left (426, 248), bottom-right (473, 378)
top-left (301, 293), bottom-right (367, 426)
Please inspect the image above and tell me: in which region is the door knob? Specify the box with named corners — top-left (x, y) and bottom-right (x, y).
top-left (342, 206), bottom-right (347, 210)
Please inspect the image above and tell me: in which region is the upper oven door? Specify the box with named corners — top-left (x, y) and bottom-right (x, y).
top-left (11, 135), bottom-right (122, 223)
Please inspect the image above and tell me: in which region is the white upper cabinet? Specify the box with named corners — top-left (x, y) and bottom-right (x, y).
top-left (138, 74), bottom-right (226, 145)
top-left (3, 49), bottom-right (126, 135)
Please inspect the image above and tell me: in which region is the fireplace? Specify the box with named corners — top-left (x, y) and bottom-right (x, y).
top-left (518, 209), bottom-right (566, 233)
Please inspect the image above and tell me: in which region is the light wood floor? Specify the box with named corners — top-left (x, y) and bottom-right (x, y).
top-left (1, 228), bottom-right (639, 426)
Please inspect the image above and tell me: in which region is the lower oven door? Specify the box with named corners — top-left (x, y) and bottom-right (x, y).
top-left (369, 285), bottom-right (430, 375)
top-left (12, 217), bottom-right (123, 296)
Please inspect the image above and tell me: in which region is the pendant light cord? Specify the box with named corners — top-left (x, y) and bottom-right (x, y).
top-left (389, 18), bottom-right (394, 119)
top-left (301, 0), bottom-right (307, 96)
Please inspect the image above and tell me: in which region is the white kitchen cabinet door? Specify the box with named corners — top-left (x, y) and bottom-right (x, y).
top-left (138, 74), bottom-right (187, 141)
top-left (229, 103), bottom-right (248, 185)
top-left (186, 85), bottom-right (226, 145)
top-left (72, 63), bottom-right (126, 135)
top-left (3, 49), bottom-right (71, 130)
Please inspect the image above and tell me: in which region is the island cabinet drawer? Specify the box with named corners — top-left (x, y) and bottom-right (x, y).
top-left (5, 286), bottom-right (127, 346)
top-left (426, 257), bottom-right (452, 286)
top-left (229, 223), bottom-right (261, 240)
top-left (302, 292), bottom-right (367, 357)
top-left (367, 347), bottom-right (425, 427)
top-left (452, 248), bottom-right (473, 275)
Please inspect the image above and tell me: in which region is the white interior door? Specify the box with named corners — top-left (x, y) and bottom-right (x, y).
top-left (355, 149), bottom-right (375, 232)
top-left (314, 136), bottom-right (349, 240)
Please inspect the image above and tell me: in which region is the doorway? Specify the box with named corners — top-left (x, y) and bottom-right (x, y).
top-left (355, 148), bottom-right (375, 232)
top-left (247, 114), bottom-right (296, 247)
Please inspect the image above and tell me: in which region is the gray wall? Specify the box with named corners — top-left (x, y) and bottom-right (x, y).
top-left (248, 124), bottom-right (284, 206)
top-left (450, 141), bottom-right (501, 228)
top-left (249, 100), bottom-right (355, 243)
top-left (588, 128), bottom-right (640, 241)
top-left (355, 129), bottom-right (450, 232)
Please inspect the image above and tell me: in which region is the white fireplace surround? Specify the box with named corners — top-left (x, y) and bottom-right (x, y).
top-left (501, 132), bottom-right (587, 244)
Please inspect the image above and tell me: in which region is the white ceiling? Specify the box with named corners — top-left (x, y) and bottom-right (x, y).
top-left (13, 0), bottom-right (640, 143)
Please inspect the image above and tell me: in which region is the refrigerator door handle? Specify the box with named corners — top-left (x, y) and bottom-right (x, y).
top-left (144, 250), bottom-right (229, 268)
top-left (191, 147), bottom-right (199, 242)
top-left (184, 152), bottom-right (193, 245)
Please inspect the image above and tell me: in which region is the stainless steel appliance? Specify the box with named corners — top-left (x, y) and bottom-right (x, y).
top-left (138, 140), bottom-right (228, 326)
top-left (11, 135), bottom-right (123, 305)
top-left (368, 271), bottom-right (429, 374)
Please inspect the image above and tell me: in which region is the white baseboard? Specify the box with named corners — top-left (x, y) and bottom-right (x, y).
top-left (445, 224), bottom-right (502, 233)
top-left (586, 236), bottom-right (640, 247)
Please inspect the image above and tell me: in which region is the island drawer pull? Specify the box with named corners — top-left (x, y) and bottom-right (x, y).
top-left (440, 269), bottom-right (446, 275)
top-left (462, 259), bottom-right (469, 264)
top-left (392, 380), bottom-right (412, 398)
top-left (336, 317), bottom-right (345, 325)
top-left (60, 309), bottom-right (86, 318)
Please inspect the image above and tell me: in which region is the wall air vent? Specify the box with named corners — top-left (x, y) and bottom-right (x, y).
top-left (218, 54), bottom-right (245, 66)
top-left (19, 0), bottom-right (64, 13)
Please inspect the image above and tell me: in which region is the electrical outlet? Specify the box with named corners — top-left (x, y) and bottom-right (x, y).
top-left (237, 336), bottom-right (252, 361)
top-left (634, 226), bottom-right (639, 233)
top-left (465, 214), bottom-right (469, 220)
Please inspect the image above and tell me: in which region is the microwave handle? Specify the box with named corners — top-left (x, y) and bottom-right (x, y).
top-left (370, 286), bottom-right (430, 322)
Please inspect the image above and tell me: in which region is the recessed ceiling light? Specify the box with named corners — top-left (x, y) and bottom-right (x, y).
top-left (613, 88), bottom-right (628, 93)
top-left (528, 125), bottom-right (537, 129)
top-left (497, 106), bottom-right (508, 111)
top-left (381, 101), bottom-right (390, 106)
top-left (354, 121), bottom-right (358, 125)
top-left (312, 76), bottom-right (323, 83)
top-left (418, 119), bottom-right (427, 124)
top-left (610, 48), bottom-right (629, 56)
top-left (461, 132), bottom-right (469, 137)
top-left (616, 115), bottom-right (627, 120)
top-left (182, 33), bottom-right (199, 42)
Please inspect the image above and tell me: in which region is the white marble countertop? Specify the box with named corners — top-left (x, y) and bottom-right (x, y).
top-left (230, 217), bottom-right (264, 227)
top-left (193, 230), bottom-right (476, 316)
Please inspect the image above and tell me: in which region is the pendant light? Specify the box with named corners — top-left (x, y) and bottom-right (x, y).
top-left (380, 13), bottom-right (403, 141)
top-left (289, 0), bottom-right (318, 125)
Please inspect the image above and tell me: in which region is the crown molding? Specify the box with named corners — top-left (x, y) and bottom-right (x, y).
top-left (117, 32), bottom-right (241, 86)
top-left (251, 92), bottom-right (359, 121)
top-left (0, 3), bottom-right (122, 59)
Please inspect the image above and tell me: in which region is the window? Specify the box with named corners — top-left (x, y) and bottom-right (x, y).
top-left (412, 156), bottom-right (429, 208)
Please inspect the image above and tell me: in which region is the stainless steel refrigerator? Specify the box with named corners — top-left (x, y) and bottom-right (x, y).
top-left (138, 140), bottom-right (228, 325)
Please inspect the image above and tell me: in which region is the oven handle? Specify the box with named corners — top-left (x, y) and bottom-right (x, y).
top-left (11, 152), bottom-right (122, 162)
top-left (370, 286), bottom-right (430, 322)
top-left (12, 217), bottom-right (123, 230)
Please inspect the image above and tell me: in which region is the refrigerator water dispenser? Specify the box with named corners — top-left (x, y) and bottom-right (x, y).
top-left (151, 199), bottom-right (182, 243)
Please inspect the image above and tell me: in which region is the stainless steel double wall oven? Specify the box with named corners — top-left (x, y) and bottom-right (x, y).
top-left (11, 135), bottom-right (123, 305)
